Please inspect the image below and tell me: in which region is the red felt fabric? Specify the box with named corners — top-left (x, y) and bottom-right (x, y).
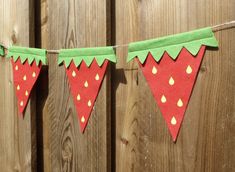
top-left (65, 60), bottom-right (108, 133)
top-left (138, 46), bottom-right (206, 141)
top-left (11, 59), bottom-right (42, 115)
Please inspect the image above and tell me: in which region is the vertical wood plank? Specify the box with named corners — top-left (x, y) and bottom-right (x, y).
top-left (115, 0), bottom-right (235, 172)
top-left (0, 0), bottom-right (36, 172)
top-left (46, 0), bottom-right (111, 171)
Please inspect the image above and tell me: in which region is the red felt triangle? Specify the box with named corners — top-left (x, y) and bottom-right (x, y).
top-left (138, 46), bottom-right (206, 141)
top-left (11, 59), bottom-right (42, 116)
top-left (65, 60), bottom-right (108, 133)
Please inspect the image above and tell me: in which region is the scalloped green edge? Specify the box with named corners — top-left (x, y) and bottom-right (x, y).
top-left (127, 27), bottom-right (218, 63)
top-left (0, 45), bottom-right (4, 56)
top-left (6, 46), bottom-right (47, 66)
top-left (58, 46), bottom-right (117, 68)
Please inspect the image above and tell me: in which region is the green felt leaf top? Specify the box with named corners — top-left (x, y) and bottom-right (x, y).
top-left (127, 27), bottom-right (218, 63)
top-left (58, 46), bottom-right (117, 68)
top-left (0, 45), bottom-right (4, 56)
top-left (7, 46), bottom-right (47, 66)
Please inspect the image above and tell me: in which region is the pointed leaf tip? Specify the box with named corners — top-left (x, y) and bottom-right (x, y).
top-left (128, 27), bottom-right (218, 62)
top-left (8, 46), bottom-right (46, 66)
top-left (0, 46), bottom-right (4, 56)
top-left (58, 46), bottom-right (116, 68)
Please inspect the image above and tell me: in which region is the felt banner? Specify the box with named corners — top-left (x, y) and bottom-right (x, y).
top-left (7, 46), bottom-right (46, 115)
top-left (0, 26), bottom-right (221, 141)
top-left (58, 46), bottom-right (116, 132)
top-left (128, 27), bottom-right (218, 141)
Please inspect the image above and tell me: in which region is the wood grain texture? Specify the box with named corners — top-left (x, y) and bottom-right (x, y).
top-left (0, 0), bottom-right (37, 172)
top-left (46, 0), bottom-right (111, 171)
top-left (114, 0), bottom-right (235, 172)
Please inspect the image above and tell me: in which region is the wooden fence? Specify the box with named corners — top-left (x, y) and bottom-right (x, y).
top-left (0, 0), bottom-right (234, 171)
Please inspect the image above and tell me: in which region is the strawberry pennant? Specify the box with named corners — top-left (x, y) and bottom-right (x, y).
top-left (127, 27), bottom-right (218, 141)
top-left (7, 46), bottom-right (47, 116)
top-left (58, 47), bottom-right (116, 132)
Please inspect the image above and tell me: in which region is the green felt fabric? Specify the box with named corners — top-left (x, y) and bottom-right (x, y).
top-left (127, 27), bottom-right (218, 63)
top-left (7, 46), bottom-right (47, 66)
top-left (0, 45), bottom-right (4, 56)
top-left (58, 46), bottom-right (117, 67)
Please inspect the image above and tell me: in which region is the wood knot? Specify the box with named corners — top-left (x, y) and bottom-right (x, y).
top-left (120, 137), bottom-right (129, 145)
top-left (11, 30), bottom-right (18, 44)
top-left (200, 65), bottom-right (207, 72)
top-left (13, 163), bottom-right (21, 172)
top-left (62, 138), bottom-right (73, 162)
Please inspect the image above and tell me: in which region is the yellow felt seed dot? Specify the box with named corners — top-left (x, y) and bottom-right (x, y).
top-left (32, 72), bottom-right (36, 78)
top-left (186, 65), bottom-right (192, 74)
top-left (169, 77), bottom-right (174, 85)
top-left (25, 91), bottom-right (29, 96)
top-left (84, 81), bottom-right (88, 88)
top-left (152, 66), bottom-right (157, 74)
top-left (177, 99), bottom-right (183, 107)
top-left (17, 85), bottom-right (20, 90)
top-left (77, 94), bottom-right (81, 101)
top-left (23, 75), bottom-right (27, 81)
top-left (81, 116), bottom-right (85, 123)
top-left (20, 101), bottom-right (24, 107)
top-left (161, 95), bottom-right (167, 103)
top-left (95, 74), bottom-right (100, 81)
top-left (15, 65), bottom-right (18, 71)
top-left (88, 100), bottom-right (92, 107)
top-left (171, 116), bottom-right (177, 125)
top-left (72, 71), bottom-right (76, 77)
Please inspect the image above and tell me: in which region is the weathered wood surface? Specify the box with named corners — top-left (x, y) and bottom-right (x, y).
top-left (46, 0), bottom-right (111, 171)
top-left (0, 0), bottom-right (37, 172)
top-left (114, 0), bottom-right (235, 172)
top-left (0, 0), bottom-right (234, 171)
